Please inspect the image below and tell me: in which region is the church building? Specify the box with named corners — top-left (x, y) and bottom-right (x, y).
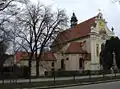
top-left (15, 11), bottom-right (115, 76)
top-left (51, 11), bottom-right (115, 71)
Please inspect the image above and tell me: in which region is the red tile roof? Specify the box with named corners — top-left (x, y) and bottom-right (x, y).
top-left (52, 16), bottom-right (96, 46)
top-left (65, 42), bottom-right (87, 54)
top-left (16, 52), bottom-right (56, 62)
top-left (16, 52), bottom-right (27, 62)
top-left (41, 52), bottom-right (56, 61)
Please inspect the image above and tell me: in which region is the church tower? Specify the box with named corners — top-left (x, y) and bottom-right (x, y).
top-left (70, 12), bottom-right (78, 28)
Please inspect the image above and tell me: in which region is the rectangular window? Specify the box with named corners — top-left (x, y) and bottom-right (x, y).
top-left (96, 44), bottom-right (99, 56)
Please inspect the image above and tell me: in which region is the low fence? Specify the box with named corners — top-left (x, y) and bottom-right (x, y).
top-left (0, 69), bottom-right (120, 84)
top-left (45, 69), bottom-right (119, 77)
top-left (0, 66), bottom-right (29, 79)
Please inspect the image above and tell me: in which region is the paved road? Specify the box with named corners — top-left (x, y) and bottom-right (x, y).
top-left (54, 81), bottom-right (120, 89)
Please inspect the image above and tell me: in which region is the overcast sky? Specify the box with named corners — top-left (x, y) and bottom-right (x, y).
top-left (31, 0), bottom-right (120, 37)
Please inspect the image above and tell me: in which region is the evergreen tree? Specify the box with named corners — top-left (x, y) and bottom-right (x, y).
top-left (100, 36), bottom-right (120, 70)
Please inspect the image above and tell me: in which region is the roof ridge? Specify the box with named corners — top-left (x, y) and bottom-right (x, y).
top-left (77, 16), bottom-right (97, 25)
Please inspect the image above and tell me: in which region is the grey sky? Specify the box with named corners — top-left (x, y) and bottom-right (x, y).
top-left (31, 0), bottom-right (120, 37)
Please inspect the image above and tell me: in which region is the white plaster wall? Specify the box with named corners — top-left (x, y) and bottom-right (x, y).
top-left (55, 53), bottom-right (91, 71)
top-left (84, 60), bottom-right (91, 70)
top-left (63, 54), bottom-right (71, 71)
top-left (19, 60), bottom-right (28, 66)
top-left (19, 60), bottom-right (54, 76)
top-left (54, 53), bottom-right (63, 70)
top-left (67, 54), bottom-right (79, 71)
top-left (90, 34), bottom-right (100, 70)
top-left (65, 54), bottom-right (91, 71)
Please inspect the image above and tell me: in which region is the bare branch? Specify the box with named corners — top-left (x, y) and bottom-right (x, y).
top-left (0, 0), bottom-right (13, 11)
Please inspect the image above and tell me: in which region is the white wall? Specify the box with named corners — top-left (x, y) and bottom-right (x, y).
top-left (84, 60), bottom-right (91, 70)
top-left (18, 60), bottom-right (54, 76)
top-left (68, 54), bottom-right (79, 70)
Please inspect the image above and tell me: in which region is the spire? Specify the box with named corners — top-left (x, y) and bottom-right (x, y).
top-left (70, 12), bottom-right (78, 28)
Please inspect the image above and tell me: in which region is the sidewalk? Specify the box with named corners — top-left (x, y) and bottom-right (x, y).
top-left (37, 79), bottom-right (120, 89)
top-left (0, 73), bottom-right (120, 84)
top-left (0, 73), bottom-right (120, 89)
top-left (16, 77), bottom-right (120, 89)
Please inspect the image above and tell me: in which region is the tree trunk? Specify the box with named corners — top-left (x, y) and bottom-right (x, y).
top-left (28, 58), bottom-right (32, 77)
top-left (0, 55), bottom-right (6, 77)
top-left (36, 59), bottom-right (39, 77)
top-left (28, 54), bottom-right (33, 82)
top-left (35, 38), bottom-right (39, 77)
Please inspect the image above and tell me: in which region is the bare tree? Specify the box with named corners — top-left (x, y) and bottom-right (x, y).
top-left (0, 0), bottom-right (29, 76)
top-left (0, 0), bottom-right (13, 11)
top-left (0, 0), bottom-right (30, 45)
top-left (0, 0), bottom-right (29, 11)
top-left (16, 3), bottom-right (68, 76)
top-left (112, 0), bottom-right (120, 3)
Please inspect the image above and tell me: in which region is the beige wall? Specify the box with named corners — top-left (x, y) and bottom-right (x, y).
top-left (84, 60), bottom-right (91, 70)
top-left (54, 53), bottom-right (91, 71)
top-left (67, 54), bottom-right (79, 70)
top-left (54, 53), bottom-right (64, 70)
top-left (67, 54), bottom-right (91, 71)
top-left (18, 60), bottom-right (55, 76)
top-left (54, 36), bottom-right (92, 71)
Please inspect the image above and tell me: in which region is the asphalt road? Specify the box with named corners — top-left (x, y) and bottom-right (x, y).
top-left (54, 81), bottom-right (120, 89)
